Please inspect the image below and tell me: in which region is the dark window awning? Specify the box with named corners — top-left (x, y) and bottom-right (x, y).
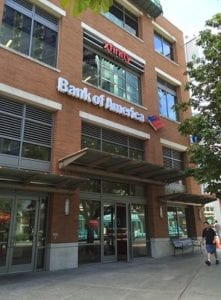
top-left (0, 166), bottom-right (86, 193)
top-left (58, 148), bottom-right (185, 185)
top-left (159, 192), bottom-right (217, 206)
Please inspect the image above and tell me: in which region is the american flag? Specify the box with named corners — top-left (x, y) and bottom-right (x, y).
top-left (147, 115), bottom-right (165, 131)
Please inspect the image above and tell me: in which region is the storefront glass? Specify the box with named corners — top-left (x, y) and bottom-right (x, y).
top-left (78, 200), bottom-right (101, 264)
top-left (0, 193), bottom-right (47, 273)
top-left (167, 207), bottom-right (187, 238)
top-left (131, 204), bottom-right (147, 257)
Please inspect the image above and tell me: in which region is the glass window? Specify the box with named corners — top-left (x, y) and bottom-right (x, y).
top-left (82, 49), bottom-right (99, 85)
top-left (104, 1), bottom-right (138, 36)
top-left (103, 181), bottom-right (130, 195)
top-left (154, 32), bottom-right (173, 60)
top-left (167, 207), bottom-right (187, 238)
top-left (102, 141), bottom-right (128, 156)
top-left (131, 204), bottom-right (147, 257)
top-left (130, 184), bottom-right (145, 197)
top-left (22, 143), bottom-right (51, 161)
top-left (80, 179), bottom-right (101, 193)
top-left (78, 200), bottom-right (101, 264)
top-left (0, 97), bottom-right (53, 166)
top-left (83, 47), bottom-right (141, 105)
top-left (158, 79), bottom-right (179, 121)
top-left (0, 0), bottom-right (58, 67)
top-left (163, 147), bottom-right (184, 170)
top-left (80, 179), bottom-right (145, 197)
top-left (81, 122), bottom-right (145, 160)
top-left (0, 137), bottom-right (20, 155)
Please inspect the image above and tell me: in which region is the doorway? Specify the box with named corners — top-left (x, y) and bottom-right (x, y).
top-left (102, 202), bottom-right (129, 262)
top-left (0, 193), bottom-right (47, 274)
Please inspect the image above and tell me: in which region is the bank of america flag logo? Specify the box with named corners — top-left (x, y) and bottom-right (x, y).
top-left (147, 115), bottom-right (165, 131)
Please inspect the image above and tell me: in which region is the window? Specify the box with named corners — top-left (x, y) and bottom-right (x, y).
top-left (131, 204), bottom-right (147, 257)
top-left (0, 96), bottom-right (53, 168)
top-left (158, 78), bottom-right (178, 121)
top-left (83, 47), bottom-right (141, 105)
top-left (81, 122), bottom-right (145, 160)
top-left (81, 178), bottom-right (145, 197)
top-left (0, 0), bottom-right (58, 67)
top-left (154, 32), bottom-right (173, 60)
top-left (167, 207), bottom-right (187, 238)
top-left (104, 1), bottom-right (138, 36)
top-left (78, 199), bottom-right (101, 264)
top-left (163, 147), bottom-right (184, 170)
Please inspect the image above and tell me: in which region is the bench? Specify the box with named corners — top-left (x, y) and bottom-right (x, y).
top-left (171, 238), bottom-right (202, 256)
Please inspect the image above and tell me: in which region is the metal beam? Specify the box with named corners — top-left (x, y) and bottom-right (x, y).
top-left (0, 182), bottom-right (76, 194)
top-left (64, 165), bottom-right (165, 185)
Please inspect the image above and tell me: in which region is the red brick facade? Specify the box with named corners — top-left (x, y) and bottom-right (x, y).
top-left (0, 0), bottom-right (204, 272)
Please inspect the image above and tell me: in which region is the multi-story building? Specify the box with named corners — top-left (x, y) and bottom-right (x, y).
top-left (0, 0), bottom-right (215, 274)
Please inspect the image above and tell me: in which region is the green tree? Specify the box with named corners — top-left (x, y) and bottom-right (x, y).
top-left (178, 13), bottom-right (221, 197)
top-left (60, 0), bottom-right (113, 15)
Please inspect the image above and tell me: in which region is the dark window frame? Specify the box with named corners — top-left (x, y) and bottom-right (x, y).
top-left (162, 147), bottom-right (184, 170)
top-left (81, 122), bottom-right (145, 161)
top-left (0, 97), bottom-right (53, 165)
top-left (0, 0), bottom-right (59, 67)
top-left (158, 78), bottom-right (179, 121)
top-left (167, 206), bottom-right (187, 239)
top-left (154, 32), bottom-right (174, 60)
top-left (103, 1), bottom-right (139, 37)
top-left (83, 45), bottom-right (141, 105)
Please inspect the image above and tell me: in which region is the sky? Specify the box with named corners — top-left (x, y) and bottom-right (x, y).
top-left (159, 0), bottom-right (221, 38)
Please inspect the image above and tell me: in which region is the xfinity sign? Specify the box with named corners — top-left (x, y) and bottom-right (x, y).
top-left (57, 77), bottom-right (145, 123)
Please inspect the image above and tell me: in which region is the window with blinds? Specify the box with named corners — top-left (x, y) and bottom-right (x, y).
top-left (0, 97), bottom-right (53, 170)
top-left (81, 122), bottom-right (145, 160)
top-left (163, 147), bottom-right (184, 170)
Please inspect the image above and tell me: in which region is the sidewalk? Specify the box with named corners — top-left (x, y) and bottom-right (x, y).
top-left (0, 251), bottom-right (220, 300)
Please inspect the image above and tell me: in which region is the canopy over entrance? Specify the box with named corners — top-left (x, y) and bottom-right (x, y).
top-left (0, 166), bottom-right (86, 193)
top-left (59, 148), bottom-right (185, 185)
top-left (159, 192), bottom-right (217, 206)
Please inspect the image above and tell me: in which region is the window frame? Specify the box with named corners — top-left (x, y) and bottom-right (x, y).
top-left (83, 45), bottom-right (142, 105)
top-left (81, 122), bottom-right (145, 161)
top-left (103, 1), bottom-right (139, 37)
top-left (162, 147), bottom-right (184, 170)
top-left (154, 32), bottom-right (174, 60)
top-left (167, 206), bottom-right (188, 239)
top-left (0, 0), bottom-right (59, 67)
top-left (158, 78), bottom-right (179, 121)
top-left (0, 96), bottom-right (53, 171)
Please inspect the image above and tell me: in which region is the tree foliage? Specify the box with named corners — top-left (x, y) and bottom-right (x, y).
top-left (60, 0), bottom-right (113, 15)
top-left (178, 13), bottom-right (221, 197)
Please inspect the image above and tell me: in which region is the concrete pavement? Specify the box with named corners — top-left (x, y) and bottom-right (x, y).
top-left (0, 250), bottom-right (220, 300)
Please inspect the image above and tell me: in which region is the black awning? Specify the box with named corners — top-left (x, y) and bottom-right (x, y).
top-left (58, 148), bottom-right (185, 185)
top-left (159, 192), bottom-right (217, 206)
top-left (0, 166), bottom-right (86, 193)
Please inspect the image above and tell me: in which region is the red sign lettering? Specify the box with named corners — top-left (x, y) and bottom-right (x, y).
top-left (103, 42), bottom-right (132, 64)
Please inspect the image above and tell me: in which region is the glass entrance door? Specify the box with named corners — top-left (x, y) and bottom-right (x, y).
top-left (116, 204), bottom-right (128, 261)
top-left (0, 195), bottom-right (44, 273)
top-left (0, 196), bottom-right (12, 272)
top-left (102, 202), bottom-right (129, 262)
top-left (103, 202), bottom-right (116, 261)
top-left (9, 197), bottom-right (38, 272)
